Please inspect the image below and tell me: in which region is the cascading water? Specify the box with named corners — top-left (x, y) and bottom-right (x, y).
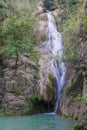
top-left (47, 12), bottom-right (66, 113)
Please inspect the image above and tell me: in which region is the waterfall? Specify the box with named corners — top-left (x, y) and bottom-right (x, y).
top-left (46, 12), bottom-right (66, 113)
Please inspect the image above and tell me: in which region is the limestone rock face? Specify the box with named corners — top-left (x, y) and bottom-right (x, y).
top-left (2, 93), bottom-right (27, 111)
top-left (36, 2), bottom-right (46, 13)
top-left (3, 57), bottom-right (37, 96)
top-left (0, 55), bottom-right (39, 112)
top-left (0, 78), bottom-right (4, 102)
top-left (59, 0), bottom-right (87, 121)
top-left (84, 0), bottom-right (87, 15)
top-left (52, 9), bottom-right (63, 19)
top-left (59, 95), bottom-right (86, 121)
top-left (83, 73), bottom-right (87, 99)
top-left (38, 42), bottom-right (56, 102)
top-left (80, 0), bottom-right (87, 100)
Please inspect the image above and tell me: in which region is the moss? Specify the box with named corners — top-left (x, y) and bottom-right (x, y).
top-left (33, 66), bottom-right (40, 72)
top-left (47, 83), bottom-right (53, 100)
top-left (48, 74), bottom-right (56, 87)
top-left (25, 92), bottom-right (49, 114)
top-left (72, 123), bottom-right (85, 130)
top-left (40, 34), bottom-right (47, 42)
top-left (29, 51), bottom-right (40, 63)
top-left (46, 82), bottom-right (55, 106)
top-left (34, 75), bottom-right (40, 80)
top-left (0, 56), bottom-right (4, 75)
top-left (40, 94), bottom-right (45, 101)
top-left (15, 91), bottom-right (23, 96)
top-left (0, 111), bottom-right (12, 116)
top-left (66, 70), bottom-right (84, 96)
top-left (80, 63), bottom-right (86, 72)
top-left (0, 66), bottom-right (3, 73)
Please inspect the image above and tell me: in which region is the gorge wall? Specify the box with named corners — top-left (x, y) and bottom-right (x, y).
top-left (0, 2), bottom-right (87, 126)
top-left (59, 0), bottom-right (87, 123)
top-left (0, 2), bottom-right (56, 115)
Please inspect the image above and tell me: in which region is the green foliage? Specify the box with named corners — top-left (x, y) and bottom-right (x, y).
top-left (29, 92), bottom-right (38, 103)
top-left (15, 91), bottom-right (23, 96)
top-left (0, 0), bottom-right (7, 21)
top-left (26, 92), bottom-right (38, 110)
top-left (46, 82), bottom-right (54, 104)
top-left (56, 0), bottom-right (84, 64)
top-left (0, 111), bottom-right (12, 116)
top-left (20, 108), bottom-right (30, 115)
top-left (43, 0), bottom-right (56, 10)
top-left (26, 92), bottom-right (46, 114)
top-left (72, 123), bottom-right (84, 130)
top-left (29, 51), bottom-right (40, 63)
top-left (67, 70), bottom-right (84, 96)
top-left (2, 16), bottom-right (33, 54)
top-left (74, 95), bottom-right (87, 104)
top-left (34, 75), bottom-right (40, 80)
top-left (33, 66), bottom-right (40, 72)
top-left (0, 0), bottom-right (41, 74)
top-left (0, 14), bottom-right (38, 74)
top-left (63, 16), bottom-right (80, 63)
top-left (70, 0), bottom-right (78, 4)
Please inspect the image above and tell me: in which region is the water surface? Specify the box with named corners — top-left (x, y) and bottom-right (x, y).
top-left (0, 113), bottom-right (75, 130)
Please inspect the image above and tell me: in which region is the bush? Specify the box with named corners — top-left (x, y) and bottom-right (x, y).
top-left (70, 0), bottom-right (78, 4)
top-left (43, 0), bottom-right (56, 10)
top-left (73, 124), bottom-right (84, 130)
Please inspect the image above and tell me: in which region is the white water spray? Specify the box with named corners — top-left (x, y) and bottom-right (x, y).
top-left (47, 12), bottom-right (66, 113)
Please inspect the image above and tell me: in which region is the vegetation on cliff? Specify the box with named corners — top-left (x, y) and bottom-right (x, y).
top-left (0, 0), bottom-right (43, 115)
top-left (52, 0), bottom-right (87, 129)
top-left (0, 2), bottom-right (87, 129)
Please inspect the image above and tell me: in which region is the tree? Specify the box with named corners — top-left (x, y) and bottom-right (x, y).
top-left (3, 16), bottom-right (35, 75)
top-left (0, 0), bottom-right (7, 46)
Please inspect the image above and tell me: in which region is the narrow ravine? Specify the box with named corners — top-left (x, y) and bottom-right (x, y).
top-left (47, 12), bottom-right (66, 113)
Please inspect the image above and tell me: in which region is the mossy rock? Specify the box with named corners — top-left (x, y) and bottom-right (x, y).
top-left (66, 70), bottom-right (84, 96)
top-left (15, 91), bottom-right (23, 96)
top-left (73, 123), bottom-right (87, 130)
top-left (0, 111), bottom-right (12, 116)
top-left (46, 81), bottom-right (55, 105)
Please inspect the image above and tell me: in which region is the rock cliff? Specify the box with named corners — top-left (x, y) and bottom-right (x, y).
top-left (0, 2), bottom-right (56, 115)
top-left (59, 0), bottom-right (87, 123)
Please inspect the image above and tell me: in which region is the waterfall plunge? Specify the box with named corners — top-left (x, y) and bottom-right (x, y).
top-left (46, 12), bottom-right (66, 113)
